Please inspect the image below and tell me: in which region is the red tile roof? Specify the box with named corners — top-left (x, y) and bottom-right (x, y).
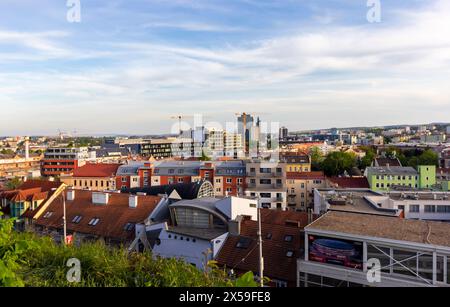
top-left (72, 163), bottom-right (121, 178)
top-left (34, 190), bottom-right (161, 241)
top-left (328, 177), bottom-right (370, 189)
top-left (287, 171), bottom-right (325, 180)
top-left (216, 210), bottom-right (315, 285)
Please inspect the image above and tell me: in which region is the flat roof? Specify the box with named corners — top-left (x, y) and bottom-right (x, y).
top-left (366, 166), bottom-right (418, 176)
top-left (317, 189), bottom-right (400, 217)
top-left (306, 211), bottom-right (450, 248)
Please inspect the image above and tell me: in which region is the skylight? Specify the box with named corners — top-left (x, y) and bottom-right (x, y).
top-left (88, 218), bottom-right (100, 226)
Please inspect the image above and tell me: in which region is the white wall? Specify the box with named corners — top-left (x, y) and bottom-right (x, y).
top-left (215, 197), bottom-right (258, 221)
top-left (151, 227), bottom-right (228, 270)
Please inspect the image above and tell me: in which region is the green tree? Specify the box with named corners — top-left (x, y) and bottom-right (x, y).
top-left (322, 151), bottom-right (357, 176)
top-left (358, 146), bottom-right (376, 169)
top-left (310, 146), bottom-right (324, 171)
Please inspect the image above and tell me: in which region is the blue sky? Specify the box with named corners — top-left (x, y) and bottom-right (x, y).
top-left (1, 0), bottom-right (449, 135)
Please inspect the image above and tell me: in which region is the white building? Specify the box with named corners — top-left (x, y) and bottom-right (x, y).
top-left (298, 211), bottom-right (450, 287)
top-left (136, 196), bottom-right (258, 270)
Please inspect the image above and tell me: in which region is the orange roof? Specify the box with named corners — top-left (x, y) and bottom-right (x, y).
top-left (72, 163), bottom-right (121, 178)
top-left (35, 190), bottom-right (161, 241)
top-left (287, 171), bottom-right (325, 180)
top-left (328, 177), bottom-right (370, 189)
top-left (216, 210), bottom-right (315, 284)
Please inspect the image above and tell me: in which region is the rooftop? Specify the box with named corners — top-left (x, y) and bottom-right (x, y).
top-left (216, 210), bottom-right (313, 283)
top-left (317, 188), bottom-right (401, 217)
top-left (287, 171), bottom-right (325, 180)
top-left (72, 163), bottom-right (121, 178)
top-left (365, 166), bottom-right (418, 176)
top-left (307, 211), bottom-right (450, 249)
top-left (35, 190), bottom-right (161, 241)
top-left (327, 177), bottom-right (370, 189)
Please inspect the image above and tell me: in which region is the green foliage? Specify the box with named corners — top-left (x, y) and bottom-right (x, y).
top-left (0, 148), bottom-right (15, 155)
top-left (234, 271), bottom-right (259, 287)
top-left (5, 177), bottom-right (23, 190)
top-left (0, 216), bottom-right (255, 287)
top-left (358, 146), bottom-right (376, 169)
top-left (381, 147), bottom-right (438, 168)
top-left (199, 150), bottom-right (212, 161)
top-left (321, 151), bottom-right (357, 176)
top-left (310, 146), bottom-right (324, 171)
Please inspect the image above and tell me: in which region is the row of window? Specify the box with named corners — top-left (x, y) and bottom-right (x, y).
top-left (375, 175), bottom-right (418, 180)
top-left (73, 179), bottom-right (111, 188)
top-left (376, 182), bottom-right (417, 188)
top-left (400, 204), bottom-right (450, 214)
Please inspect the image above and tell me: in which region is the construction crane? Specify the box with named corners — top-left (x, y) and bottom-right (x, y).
top-left (170, 115), bottom-right (212, 135)
top-left (170, 115), bottom-right (194, 136)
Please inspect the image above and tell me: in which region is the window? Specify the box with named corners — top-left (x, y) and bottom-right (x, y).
top-left (88, 218), bottom-right (100, 226)
top-left (284, 235), bottom-right (293, 242)
top-left (424, 205), bottom-right (436, 213)
top-left (169, 169), bottom-right (175, 174)
top-left (260, 179), bottom-right (271, 185)
top-left (43, 211), bottom-right (53, 218)
top-left (226, 178), bottom-right (232, 184)
top-left (437, 206), bottom-right (450, 213)
top-left (265, 233), bottom-right (272, 240)
top-left (216, 178), bottom-right (221, 183)
top-left (72, 215), bottom-right (82, 224)
top-left (397, 205), bottom-right (405, 211)
top-left (124, 222), bottom-right (135, 231)
top-left (121, 177), bottom-right (127, 183)
top-left (410, 205), bottom-right (420, 213)
top-left (226, 188), bottom-right (232, 193)
top-left (286, 251), bottom-right (294, 258)
top-left (236, 237), bottom-right (252, 249)
top-left (178, 178), bottom-right (184, 183)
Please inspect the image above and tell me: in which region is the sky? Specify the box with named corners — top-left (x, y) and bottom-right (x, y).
top-left (0, 0), bottom-right (450, 136)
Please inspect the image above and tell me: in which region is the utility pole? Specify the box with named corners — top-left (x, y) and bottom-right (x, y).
top-left (257, 197), bottom-right (264, 287)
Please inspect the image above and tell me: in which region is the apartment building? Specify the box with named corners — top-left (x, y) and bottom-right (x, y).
top-left (116, 162), bottom-right (152, 190)
top-left (60, 163), bottom-right (121, 191)
top-left (298, 211), bottom-right (450, 287)
top-left (151, 161), bottom-right (203, 186)
top-left (0, 153), bottom-right (42, 179)
top-left (140, 138), bottom-right (203, 159)
top-left (213, 161), bottom-right (246, 197)
top-left (245, 161), bottom-right (287, 210)
top-left (365, 165), bottom-right (436, 191)
top-left (41, 147), bottom-right (93, 176)
top-left (286, 172), bottom-right (327, 211)
top-left (280, 152), bottom-right (311, 173)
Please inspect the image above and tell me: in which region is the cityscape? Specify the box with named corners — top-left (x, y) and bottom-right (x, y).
top-left (1, 0), bottom-right (450, 294)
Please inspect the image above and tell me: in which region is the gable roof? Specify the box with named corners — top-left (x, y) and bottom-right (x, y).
top-left (34, 190), bottom-right (161, 241)
top-left (72, 163), bottom-right (121, 178)
top-left (216, 210), bottom-right (313, 284)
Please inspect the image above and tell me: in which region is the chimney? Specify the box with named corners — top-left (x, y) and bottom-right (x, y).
top-left (129, 195), bottom-right (138, 208)
top-left (228, 216), bottom-right (243, 236)
top-left (92, 192), bottom-right (110, 205)
top-left (67, 189), bottom-right (75, 201)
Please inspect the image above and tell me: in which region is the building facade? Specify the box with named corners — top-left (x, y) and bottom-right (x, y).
top-left (245, 161), bottom-right (287, 210)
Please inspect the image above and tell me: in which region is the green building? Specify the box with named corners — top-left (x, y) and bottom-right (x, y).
top-left (365, 165), bottom-right (436, 192)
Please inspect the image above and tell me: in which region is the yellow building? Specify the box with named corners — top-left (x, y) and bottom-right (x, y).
top-left (60, 163), bottom-right (121, 191)
top-left (286, 172), bottom-right (327, 211)
top-left (280, 152), bottom-right (311, 173)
